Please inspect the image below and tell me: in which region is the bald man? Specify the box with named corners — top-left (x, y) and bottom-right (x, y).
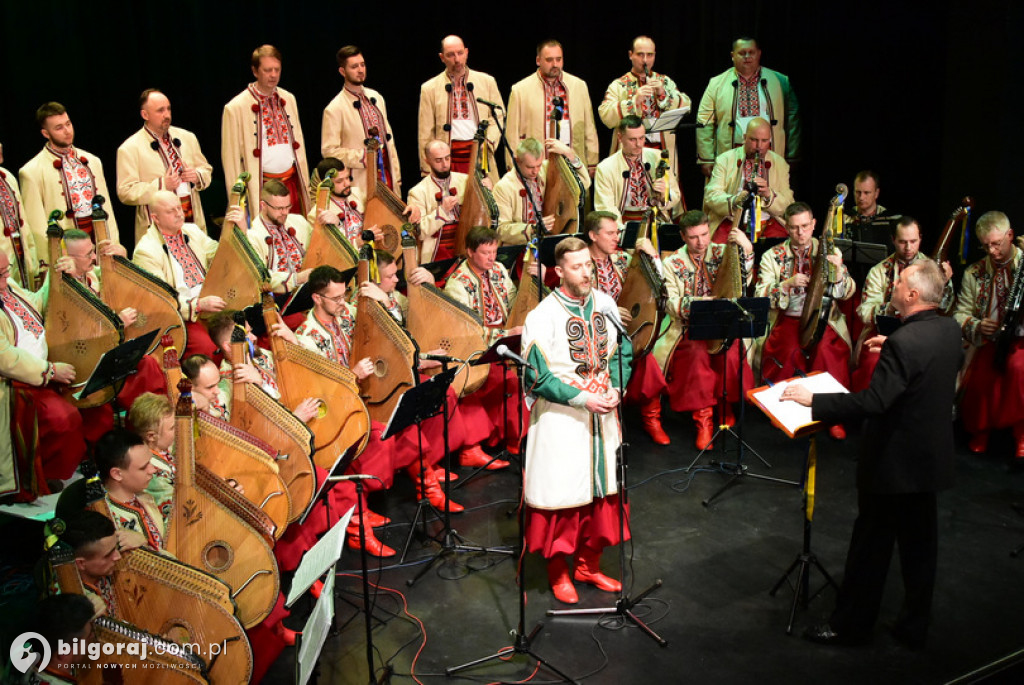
top-left (418, 35), bottom-right (503, 182)
top-left (703, 116), bottom-right (793, 242)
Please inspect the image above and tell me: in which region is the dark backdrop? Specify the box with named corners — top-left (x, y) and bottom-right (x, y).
top-left (0, 1), bottom-right (1017, 258)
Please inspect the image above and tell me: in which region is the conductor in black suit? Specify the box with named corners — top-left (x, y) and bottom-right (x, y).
top-left (782, 258), bottom-right (962, 649)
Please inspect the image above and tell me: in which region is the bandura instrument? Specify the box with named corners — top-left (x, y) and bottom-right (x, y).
top-left (618, 209), bottom-right (668, 355)
top-left (262, 292), bottom-right (370, 468)
top-left (350, 242), bottom-right (419, 424)
top-left (363, 127), bottom-right (406, 258)
top-left (706, 204), bottom-right (746, 353)
top-left (401, 228), bottom-right (489, 395)
top-left (199, 173), bottom-right (270, 310)
top-left (541, 99), bottom-right (586, 235)
top-left (799, 184), bottom-right (848, 350)
top-left (82, 615), bottom-right (210, 684)
top-left (91, 195), bottom-right (186, 356)
top-left (166, 379), bottom-right (280, 629)
top-left (302, 168), bottom-right (359, 271)
top-left (932, 196), bottom-right (972, 316)
top-left (454, 122), bottom-right (499, 256)
top-left (230, 321), bottom-right (316, 520)
top-left (43, 210), bottom-right (124, 408)
top-left (505, 241), bottom-right (545, 331)
top-left (46, 517), bottom-right (252, 684)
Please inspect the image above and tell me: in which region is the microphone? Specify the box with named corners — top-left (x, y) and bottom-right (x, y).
top-left (326, 474), bottom-right (377, 483)
top-left (419, 352), bottom-right (463, 363)
top-left (476, 98), bottom-right (503, 110)
top-left (598, 302), bottom-right (629, 336)
top-left (496, 344), bottom-right (534, 370)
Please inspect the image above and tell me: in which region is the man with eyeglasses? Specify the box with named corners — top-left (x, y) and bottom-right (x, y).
top-left (225, 180), bottom-right (313, 295)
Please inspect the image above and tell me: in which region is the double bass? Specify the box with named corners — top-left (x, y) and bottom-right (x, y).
top-left (541, 97), bottom-right (586, 235)
top-left (199, 173), bottom-right (270, 311)
top-left (302, 168), bottom-right (359, 271)
top-left (454, 122), bottom-right (499, 256)
top-left (618, 209), bottom-right (668, 355)
top-left (363, 127), bottom-right (407, 258)
top-left (90, 195), bottom-right (185, 356)
top-left (350, 240), bottom-right (419, 424)
top-left (43, 211), bottom-right (124, 408)
top-left (401, 228), bottom-right (489, 396)
top-left (799, 184), bottom-right (848, 350)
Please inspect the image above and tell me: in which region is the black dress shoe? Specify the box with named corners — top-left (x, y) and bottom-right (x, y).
top-left (802, 623), bottom-right (868, 646)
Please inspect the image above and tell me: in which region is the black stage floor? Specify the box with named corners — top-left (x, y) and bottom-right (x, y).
top-left (267, 403), bottom-right (1024, 685)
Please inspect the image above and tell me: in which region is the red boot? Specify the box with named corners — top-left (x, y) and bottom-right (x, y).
top-left (693, 407), bottom-right (714, 450)
top-left (460, 444), bottom-right (510, 470)
top-left (346, 517), bottom-right (396, 557)
top-left (722, 403), bottom-right (736, 428)
top-left (573, 547), bottom-right (621, 593)
top-left (1014, 423), bottom-right (1024, 458)
top-left (640, 397), bottom-right (670, 445)
top-left (406, 465), bottom-right (464, 512)
top-left (968, 431), bottom-right (989, 454)
top-left (547, 556), bottom-right (578, 604)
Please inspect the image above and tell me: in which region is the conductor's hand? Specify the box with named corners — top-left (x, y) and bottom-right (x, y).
top-left (780, 384), bottom-right (813, 407)
top-left (865, 334), bottom-right (887, 354)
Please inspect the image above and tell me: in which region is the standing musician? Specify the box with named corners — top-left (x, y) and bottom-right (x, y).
top-left (0, 140), bottom-right (40, 289)
top-left (703, 117), bottom-right (792, 242)
top-left (648, 210), bottom-right (754, 450)
top-left (521, 236), bottom-right (632, 604)
top-left (417, 35), bottom-right (503, 181)
top-left (756, 201), bottom-right (855, 440)
top-left (506, 40), bottom-right (600, 178)
top-left (852, 217), bottom-right (954, 392)
top-left (695, 37), bottom-right (801, 179)
top-left (594, 115), bottom-right (682, 228)
top-left (493, 137), bottom-right (587, 245)
top-left (322, 46), bottom-right (401, 194)
top-left (408, 140), bottom-right (475, 263)
top-left (222, 45), bottom-right (310, 216)
top-left (954, 211), bottom-right (1024, 461)
top-left (443, 226), bottom-right (521, 468)
top-left (19, 102), bottom-right (120, 247)
top-left (599, 35), bottom-right (691, 175)
top-left (116, 89), bottom-right (214, 241)
top-left (132, 190), bottom-right (222, 358)
top-left (0, 250), bottom-right (84, 501)
top-left (226, 180), bottom-right (313, 295)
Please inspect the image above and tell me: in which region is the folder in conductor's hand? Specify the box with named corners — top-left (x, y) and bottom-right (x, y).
top-left (747, 371), bottom-right (849, 439)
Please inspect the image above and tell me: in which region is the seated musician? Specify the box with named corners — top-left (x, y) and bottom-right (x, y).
top-left (60, 510), bottom-right (130, 617)
top-left (646, 210), bottom-right (754, 450)
top-left (19, 594), bottom-right (97, 684)
top-left (92, 428), bottom-right (166, 552)
top-left (128, 392), bottom-right (177, 520)
top-left (132, 189), bottom-right (222, 358)
top-left (407, 139), bottom-right (490, 263)
top-left (493, 137), bottom-right (589, 245)
top-left (225, 179), bottom-right (313, 294)
top-left (593, 115), bottom-right (682, 227)
top-left (954, 211), bottom-right (1024, 461)
top-left (307, 158), bottom-right (367, 246)
top-left (756, 201), bottom-right (855, 440)
top-left (443, 226), bottom-right (524, 467)
top-left (844, 170), bottom-right (889, 230)
top-left (0, 251), bottom-right (85, 502)
top-left (852, 217), bottom-right (954, 392)
top-left (704, 117), bottom-right (793, 243)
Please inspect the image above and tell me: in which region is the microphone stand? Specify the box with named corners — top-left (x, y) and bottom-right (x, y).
top-left (547, 309), bottom-right (667, 646)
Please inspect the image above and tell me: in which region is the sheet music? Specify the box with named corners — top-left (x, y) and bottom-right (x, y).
top-left (645, 105), bottom-right (691, 133)
top-left (297, 571), bottom-right (335, 685)
top-left (286, 505), bottom-right (353, 607)
top-left (751, 373), bottom-right (849, 436)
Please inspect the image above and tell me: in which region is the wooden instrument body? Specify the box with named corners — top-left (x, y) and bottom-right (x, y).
top-left (454, 124), bottom-right (499, 256)
top-left (706, 206), bottom-right (746, 354)
top-left (230, 338), bottom-right (316, 520)
top-left (195, 410), bottom-right (292, 537)
top-left (167, 388), bottom-right (280, 629)
top-left (302, 170), bottom-right (359, 270)
top-left (617, 213), bottom-right (667, 355)
top-left (363, 132), bottom-right (405, 258)
top-left (799, 197), bottom-right (842, 350)
top-left (44, 216), bottom-right (124, 408)
top-left (80, 615), bottom-right (211, 685)
top-left (351, 249), bottom-right (419, 424)
top-left (402, 238), bottom-right (489, 395)
top-left (931, 196), bottom-right (972, 316)
top-left (263, 294), bottom-right (370, 466)
top-left (199, 224), bottom-right (269, 311)
top-left (92, 198), bottom-right (185, 354)
top-left (505, 249), bottom-right (545, 331)
top-left (542, 154), bottom-right (586, 235)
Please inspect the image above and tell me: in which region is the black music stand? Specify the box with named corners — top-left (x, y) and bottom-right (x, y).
top-left (835, 237), bottom-right (891, 286)
top-left (684, 298), bottom-right (799, 505)
top-left (76, 329), bottom-right (160, 423)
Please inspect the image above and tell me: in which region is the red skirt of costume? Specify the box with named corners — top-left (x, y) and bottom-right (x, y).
top-left (761, 315), bottom-right (852, 387)
top-left (273, 465), bottom-right (359, 572)
top-left (525, 495), bottom-right (629, 558)
top-left (264, 164), bottom-right (307, 216)
top-left (623, 353), bottom-right (668, 404)
top-left (118, 355), bottom-right (168, 409)
top-left (851, 346), bottom-right (880, 393)
top-left (450, 139), bottom-right (473, 174)
top-left (11, 383), bottom-right (87, 499)
top-left (458, 363), bottom-right (527, 447)
top-left (665, 336), bottom-right (752, 413)
top-left (961, 340), bottom-right (1024, 433)
top-left (183, 320), bottom-right (219, 360)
